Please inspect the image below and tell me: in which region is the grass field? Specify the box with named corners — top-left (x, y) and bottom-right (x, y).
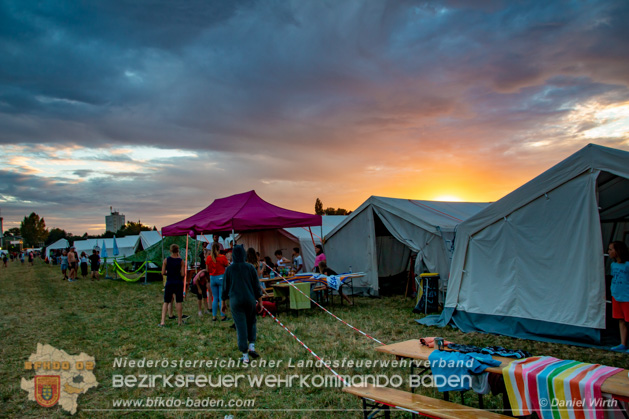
top-left (1, 259), bottom-right (627, 418)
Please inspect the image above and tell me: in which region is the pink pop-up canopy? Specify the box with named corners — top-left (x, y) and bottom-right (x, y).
top-left (162, 190), bottom-right (322, 236)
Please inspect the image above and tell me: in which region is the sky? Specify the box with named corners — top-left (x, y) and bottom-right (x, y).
top-left (1, 0), bottom-right (628, 235)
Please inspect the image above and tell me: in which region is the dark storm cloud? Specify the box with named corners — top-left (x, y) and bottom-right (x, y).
top-left (1, 0), bottom-right (626, 150)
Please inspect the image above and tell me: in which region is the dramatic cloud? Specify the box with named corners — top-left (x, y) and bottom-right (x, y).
top-left (1, 0), bottom-right (628, 234)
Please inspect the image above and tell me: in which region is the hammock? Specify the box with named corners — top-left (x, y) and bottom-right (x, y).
top-left (112, 260), bottom-right (147, 282)
top-left (113, 260), bottom-right (147, 275)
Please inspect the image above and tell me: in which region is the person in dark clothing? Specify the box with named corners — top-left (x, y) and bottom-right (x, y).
top-left (88, 249), bottom-right (100, 280)
top-left (160, 244), bottom-right (185, 326)
top-left (222, 245), bottom-right (262, 363)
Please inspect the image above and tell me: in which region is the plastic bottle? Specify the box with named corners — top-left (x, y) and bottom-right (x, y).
top-left (349, 265), bottom-right (352, 273)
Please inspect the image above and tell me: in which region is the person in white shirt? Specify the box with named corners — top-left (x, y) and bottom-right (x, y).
top-left (274, 250), bottom-right (290, 268)
top-left (292, 247), bottom-right (304, 274)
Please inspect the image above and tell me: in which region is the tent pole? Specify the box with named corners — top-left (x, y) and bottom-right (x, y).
top-left (308, 227), bottom-right (316, 248)
top-left (183, 234), bottom-right (189, 298)
top-left (232, 229), bottom-right (235, 245)
top-left (160, 229), bottom-right (164, 263)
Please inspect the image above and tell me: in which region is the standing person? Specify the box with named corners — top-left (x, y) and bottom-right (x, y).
top-left (211, 235), bottom-right (224, 252)
top-left (2, 252), bottom-right (7, 267)
top-left (313, 245), bottom-right (326, 272)
top-left (192, 269), bottom-right (211, 317)
top-left (28, 252), bottom-right (34, 266)
top-left (79, 252), bottom-right (89, 279)
top-left (198, 242), bottom-right (208, 270)
top-left (222, 245), bottom-right (262, 363)
top-left (67, 247), bottom-right (77, 282)
top-left (88, 249), bottom-right (100, 280)
top-left (246, 248), bottom-right (264, 278)
top-left (206, 242), bottom-right (230, 321)
top-left (292, 247), bottom-right (304, 274)
top-left (160, 244), bottom-right (186, 327)
top-left (20, 251), bottom-right (25, 265)
top-left (609, 241), bottom-right (629, 352)
top-left (60, 250), bottom-right (69, 280)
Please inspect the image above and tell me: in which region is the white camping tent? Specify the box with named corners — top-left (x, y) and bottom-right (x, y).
top-left (435, 144), bottom-right (629, 344)
top-left (45, 238), bottom-right (69, 257)
top-left (73, 236), bottom-right (141, 262)
top-left (324, 197), bottom-right (490, 295)
top-left (236, 216), bottom-right (347, 272)
top-left (139, 231), bottom-right (162, 251)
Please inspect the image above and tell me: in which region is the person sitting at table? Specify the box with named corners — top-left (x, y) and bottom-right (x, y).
top-left (318, 261), bottom-right (353, 306)
top-left (313, 245), bottom-right (326, 272)
top-left (609, 241), bottom-right (629, 352)
top-left (261, 256), bottom-right (274, 276)
top-left (274, 250), bottom-right (290, 269)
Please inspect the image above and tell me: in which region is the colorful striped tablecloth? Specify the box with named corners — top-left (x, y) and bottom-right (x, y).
top-left (503, 356), bottom-right (622, 419)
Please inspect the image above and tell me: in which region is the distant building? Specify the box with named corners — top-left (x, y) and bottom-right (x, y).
top-left (106, 207), bottom-right (126, 233)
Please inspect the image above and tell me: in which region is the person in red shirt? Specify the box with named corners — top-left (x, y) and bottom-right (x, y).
top-left (206, 242), bottom-right (230, 321)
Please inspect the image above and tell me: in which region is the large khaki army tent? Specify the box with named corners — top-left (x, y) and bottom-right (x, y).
top-left (324, 196), bottom-right (489, 295)
top-left (426, 144), bottom-right (629, 344)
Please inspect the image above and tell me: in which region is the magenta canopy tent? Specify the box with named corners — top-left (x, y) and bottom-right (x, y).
top-left (162, 190), bottom-right (322, 237)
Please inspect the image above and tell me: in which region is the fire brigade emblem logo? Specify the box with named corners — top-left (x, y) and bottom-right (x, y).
top-left (34, 375), bottom-right (60, 408)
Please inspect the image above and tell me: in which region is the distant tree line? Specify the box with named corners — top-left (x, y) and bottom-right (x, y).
top-left (314, 198), bottom-right (352, 216)
top-left (2, 212), bottom-right (156, 250)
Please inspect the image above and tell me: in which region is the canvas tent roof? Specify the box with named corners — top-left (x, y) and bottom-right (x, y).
top-left (237, 215), bottom-right (347, 272)
top-left (429, 143), bottom-right (629, 345)
top-left (73, 236), bottom-right (141, 260)
top-left (45, 238), bottom-right (69, 255)
top-left (324, 196), bottom-right (490, 294)
top-left (139, 231), bottom-right (162, 251)
top-left (162, 190), bottom-right (321, 236)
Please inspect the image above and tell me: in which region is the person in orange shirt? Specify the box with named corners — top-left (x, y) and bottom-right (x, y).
top-left (206, 242), bottom-right (230, 321)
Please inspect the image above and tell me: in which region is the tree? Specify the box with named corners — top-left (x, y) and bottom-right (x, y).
top-left (20, 212), bottom-right (48, 247)
top-left (5, 227), bottom-right (20, 236)
top-left (46, 228), bottom-right (68, 245)
top-left (323, 207), bottom-right (351, 215)
top-left (314, 198), bottom-right (324, 215)
top-left (116, 220), bottom-right (152, 237)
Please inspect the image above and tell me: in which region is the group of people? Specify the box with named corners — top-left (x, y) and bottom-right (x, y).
top-left (159, 239), bottom-right (262, 363)
top-left (1, 250), bottom-right (37, 267)
top-left (53, 247), bottom-right (101, 281)
top-left (159, 236), bottom-right (345, 363)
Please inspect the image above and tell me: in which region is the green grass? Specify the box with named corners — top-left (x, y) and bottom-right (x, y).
top-left (1, 260), bottom-right (626, 418)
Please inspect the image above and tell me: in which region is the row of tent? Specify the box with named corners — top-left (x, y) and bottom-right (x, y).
top-left (44, 231), bottom-right (165, 261)
top-left (43, 144), bottom-right (628, 346)
top-left (326, 144), bottom-right (628, 346)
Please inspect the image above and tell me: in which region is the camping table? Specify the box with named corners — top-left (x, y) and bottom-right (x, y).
top-left (376, 340), bottom-right (629, 412)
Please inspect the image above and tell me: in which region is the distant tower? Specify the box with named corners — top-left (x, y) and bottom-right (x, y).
top-left (105, 207), bottom-right (126, 233)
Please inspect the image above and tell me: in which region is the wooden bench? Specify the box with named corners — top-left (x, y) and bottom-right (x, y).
top-left (343, 384), bottom-right (509, 419)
